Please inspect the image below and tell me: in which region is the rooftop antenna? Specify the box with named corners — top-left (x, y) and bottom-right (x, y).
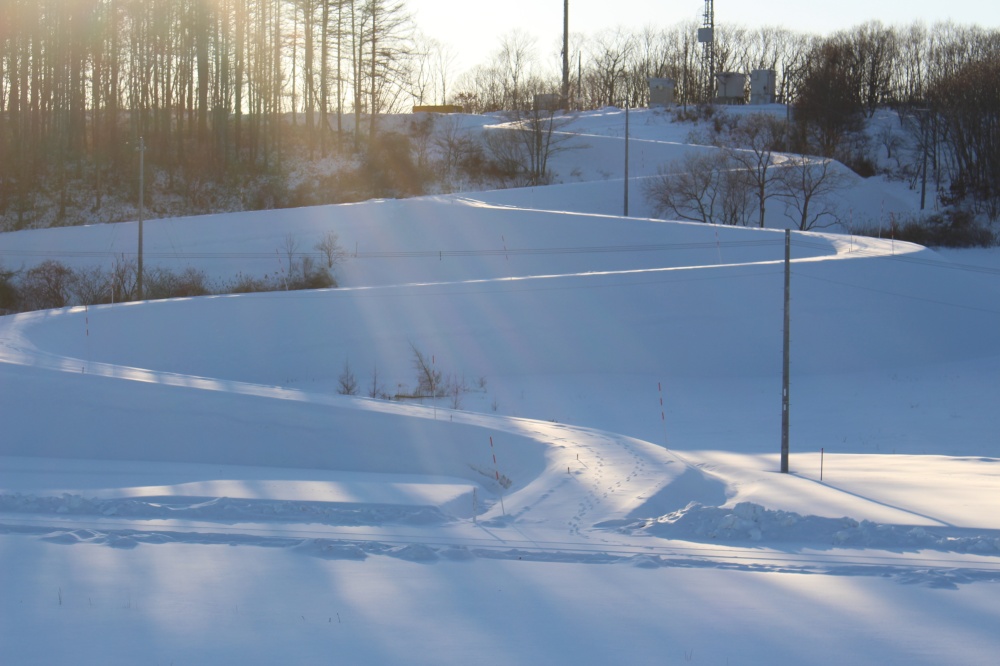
top-left (698, 0), bottom-right (715, 103)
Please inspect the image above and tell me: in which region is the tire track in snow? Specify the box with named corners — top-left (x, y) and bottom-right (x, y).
top-left (3, 513), bottom-right (1000, 587)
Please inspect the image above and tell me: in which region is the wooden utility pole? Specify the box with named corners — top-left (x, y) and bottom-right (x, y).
top-left (562, 0), bottom-right (570, 106)
top-left (137, 136), bottom-right (145, 301)
top-left (624, 105), bottom-right (630, 217)
top-left (780, 229), bottom-right (791, 473)
top-left (919, 109), bottom-right (929, 210)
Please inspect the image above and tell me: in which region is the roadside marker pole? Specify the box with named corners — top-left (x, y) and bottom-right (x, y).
top-left (658, 382), bottom-right (669, 450)
top-left (849, 208), bottom-right (855, 252)
top-left (490, 436), bottom-right (505, 515)
top-left (84, 305), bottom-right (90, 373)
top-left (501, 235), bottom-right (512, 281)
top-left (275, 249), bottom-right (288, 290)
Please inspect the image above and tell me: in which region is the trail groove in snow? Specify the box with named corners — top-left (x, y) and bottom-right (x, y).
top-left (3, 510), bottom-right (1000, 590)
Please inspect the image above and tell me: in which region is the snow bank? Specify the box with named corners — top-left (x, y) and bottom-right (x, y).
top-left (642, 501), bottom-right (1000, 554)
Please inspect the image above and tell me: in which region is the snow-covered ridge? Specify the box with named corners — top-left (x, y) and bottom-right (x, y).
top-left (3, 108), bottom-right (1000, 665)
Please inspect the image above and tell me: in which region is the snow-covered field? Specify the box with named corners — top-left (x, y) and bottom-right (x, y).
top-left (2, 109), bottom-right (999, 664)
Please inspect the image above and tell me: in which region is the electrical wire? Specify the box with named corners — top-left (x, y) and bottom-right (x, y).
top-left (0, 238), bottom-right (783, 261)
top-left (793, 271), bottom-right (1000, 317)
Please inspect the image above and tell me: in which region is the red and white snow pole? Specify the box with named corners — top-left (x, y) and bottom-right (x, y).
top-left (658, 382), bottom-right (669, 450)
top-left (490, 436), bottom-right (505, 516)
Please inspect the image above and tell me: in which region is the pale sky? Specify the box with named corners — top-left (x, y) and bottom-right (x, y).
top-left (407, 0), bottom-right (1000, 74)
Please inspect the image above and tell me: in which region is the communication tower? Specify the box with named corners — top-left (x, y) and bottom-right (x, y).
top-left (697, 0), bottom-right (715, 102)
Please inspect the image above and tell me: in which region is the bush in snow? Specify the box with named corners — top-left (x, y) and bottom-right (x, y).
top-left (0, 265), bottom-right (20, 313)
top-left (337, 359), bottom-right (359, 396)
top-left (18, 260), bottom-right (76, 311)
top-left (884, 210), bottom-right (995, 248)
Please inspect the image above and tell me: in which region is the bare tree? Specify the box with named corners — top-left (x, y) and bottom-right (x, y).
top-left (725, 113), bottom-right (788, 227)
top-left (0, 265), bottom-right (19, 314)
top-left (405, 34), bottom-right (456, 107)
top-left (776, 156), bottom-right (847, 230)
top-left (315, 230), bottom-right (347, 269)
top-left (486, 94), bottom-right (581, 187)
top-left (772, 30), bottom-right (814, 104)
top-left (844, 21), bottom-right (899, 117)
top-left (792, 39), bottom-right (865, 157)
top-left (930, 56), bottom-right (1000, 219)
top-left (433, 115), bottom-right (480, 181)
top-left (110, 255), bottom-right (139, 303)
top-left (447, 374), bottom-right (464, 410)
top-left (281, 233), bottom-right (299, 287)
top-left (337, 358), bottom-right (359, 395)
top-left (496, 30), bottom-right (537, 111)
top-left (368, 363), bottom-right (388, 399)
top-left (73, 266), bottom-right (113, 306)
top-left (432, 38), bottom-right (457, 105)
top-left (410, 342), bottom-right (441, 398)
top-left (408, 32), bottom-right (436, 106)
top-left (644, 150), bottom-right (729, 224)
top-left (718, 166), bottom-right (756, 227)
top-left (19, 260), bottom-right (76, 311)
top-left (360, 0), bottom-right (414, 143)
top-left (586, 28), bottom-right (634, 107)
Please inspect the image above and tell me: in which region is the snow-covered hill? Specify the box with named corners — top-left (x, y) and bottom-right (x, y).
top-left (2, 108), bottom-right (998, 665)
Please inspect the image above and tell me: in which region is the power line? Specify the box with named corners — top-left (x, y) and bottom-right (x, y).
top-left (0, 239), bottom-right (783, 262)
top-left (794, 271), bottom-right (1000, 317)
top-left (792, 238), bottom-right (1000, 278)
top-left (8, 228), bottom-right (1000, 283)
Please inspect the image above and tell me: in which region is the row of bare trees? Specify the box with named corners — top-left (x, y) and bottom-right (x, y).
top-left (0, 0), bottom-right (415, 209)
top-left (790, 29), bottom-right (1000, 217)
top-left (643, 113), bottom-right (847, 232)
top-left (927, 58), bottom-right (1000, 220)
top-left (452, 21), bottom-right (1000, 114)
top-left (647, 41), bottom-right (1000, 229)
top-left (2, 8), bottom-right (998, 227)
top-left (457, 18), bottom-right (998, 218)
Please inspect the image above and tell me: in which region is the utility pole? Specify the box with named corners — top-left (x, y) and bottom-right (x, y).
top-left (137, 136), bottom-right (146, 301)
top-left (562, 0), bottom-right (570, 106)
top-left (780, 229), bottom-right (791, 473)
top-left (624, 105), bottom-right (630, 217)
top-left (919, 109), bottom-right (929, 210)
